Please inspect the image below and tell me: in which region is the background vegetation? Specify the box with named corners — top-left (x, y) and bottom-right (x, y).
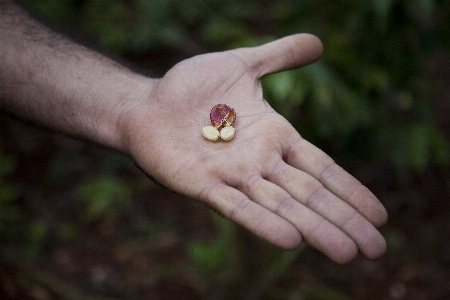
top-left (1, 0), bottom-right (449, 299)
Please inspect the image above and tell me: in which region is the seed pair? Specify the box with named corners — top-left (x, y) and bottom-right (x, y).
top-left (202, 104), bottom-right (236, 142)
top-left (202, 125), bottom-right (235, 141)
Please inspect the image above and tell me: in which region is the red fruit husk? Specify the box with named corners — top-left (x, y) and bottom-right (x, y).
top-left (210, 104), bottom-right (236, 128)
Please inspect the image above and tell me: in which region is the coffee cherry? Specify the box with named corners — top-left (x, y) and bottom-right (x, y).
top-left (210, 104), bottom-right (236, 128)
top-left (202, 104), bottom-right (236, 142)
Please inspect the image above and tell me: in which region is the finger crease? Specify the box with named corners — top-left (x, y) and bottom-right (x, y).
top-left (305, 185), bottom-right (327, 211)
top-left (228, 198), bottom-right (251, 221)
top-left (339, 210), bottom-right (359, 230)
top-left (253, 211), bottom-right (271, 232)
top-left (302, 218), bottom-right (325, 243)
top-left (346, 184), bottom-right (365, 203)
top-left (274, 196), bottom-right (295, 216)
top-left (197, 182), bottom-right (219, 204)
top-left (242, 174), bottom-right (262, 193)
top-left (319, 161), bottom-right (337, 183)
top-left (272, 160), bottom-right (288, 183)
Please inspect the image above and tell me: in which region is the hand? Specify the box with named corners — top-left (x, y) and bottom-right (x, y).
top-left (122, 34), bottom-right (388, 264)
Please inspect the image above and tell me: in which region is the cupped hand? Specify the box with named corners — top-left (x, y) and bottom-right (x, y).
top-left (123, 34), bottom-right (388, 264)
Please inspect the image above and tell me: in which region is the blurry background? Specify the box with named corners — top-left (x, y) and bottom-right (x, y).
top-left (1, 0), bottom-right (450, 299)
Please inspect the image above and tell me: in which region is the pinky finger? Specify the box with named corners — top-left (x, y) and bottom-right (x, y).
top-left (202, 183), bottom-right (303, 250)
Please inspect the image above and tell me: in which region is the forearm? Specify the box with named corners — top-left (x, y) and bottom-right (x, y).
top-left (0, 0), bottom-right (155, 151)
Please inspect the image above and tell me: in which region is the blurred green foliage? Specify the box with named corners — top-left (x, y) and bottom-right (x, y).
top-left (0, 148), bottom-right (50, 263)
top-left (76, 175), bottom-right (133, 222)
top-left (186, 214), bottom-right (352, 300)
top-left (21, 0), bottom-right (450, 174)
top-left (2, 0), bottom-right (450, 298)
top-left (184, 214), bottom-right (355, 300)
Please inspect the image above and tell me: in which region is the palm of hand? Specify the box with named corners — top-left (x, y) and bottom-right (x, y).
top-left (152, 50), bottom-right (288, 177)
top-left (135, 50), bottom-right (289, 191)
top-left (125, 35), bottom-right (388, 264)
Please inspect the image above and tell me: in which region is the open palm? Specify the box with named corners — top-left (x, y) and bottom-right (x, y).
top-left (123, 34), bottom-right (387, 264)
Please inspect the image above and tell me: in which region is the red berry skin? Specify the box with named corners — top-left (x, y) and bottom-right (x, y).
top-left (210, 104), bottom-right (236, 128)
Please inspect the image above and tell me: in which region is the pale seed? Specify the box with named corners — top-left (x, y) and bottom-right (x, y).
top-left (220, 126), bottom-right (235, 141)
top-left (202, 125), bottom-right (220, 141)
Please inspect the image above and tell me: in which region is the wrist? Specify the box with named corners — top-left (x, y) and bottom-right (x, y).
top-left (0, 0), bottom-right (159, 153)
top-left (109, 75), bottom-right (159, 153)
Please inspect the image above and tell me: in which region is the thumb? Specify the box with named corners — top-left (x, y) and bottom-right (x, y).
top-left (232, 33), bottom-right (323, 79)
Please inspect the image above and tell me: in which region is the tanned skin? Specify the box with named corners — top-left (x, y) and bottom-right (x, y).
top-left (0, 0), bottom-right (387, 264)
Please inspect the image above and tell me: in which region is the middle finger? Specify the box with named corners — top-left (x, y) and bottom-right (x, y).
top-left (266, 161), bottom-right (386, 260)
top-left (238, 173), bottom-right (358, 263)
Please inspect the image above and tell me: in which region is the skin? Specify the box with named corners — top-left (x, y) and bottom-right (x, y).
top-left (0, 0), bottom-right (387, 264)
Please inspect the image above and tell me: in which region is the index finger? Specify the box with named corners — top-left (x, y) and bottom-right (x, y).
top-left (283, 137), bottom-right (388, 228)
